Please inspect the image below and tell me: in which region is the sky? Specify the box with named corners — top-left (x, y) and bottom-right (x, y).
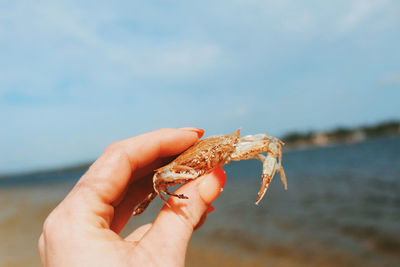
top-left (1, 0), bottom-right (399, 173)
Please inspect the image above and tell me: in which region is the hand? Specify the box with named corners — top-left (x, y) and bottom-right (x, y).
top-left (38, 128), bottom-right (226, 267)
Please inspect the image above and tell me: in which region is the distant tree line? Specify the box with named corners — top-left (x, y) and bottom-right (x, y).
top-left (361, 121), bottom-right (400, 137)
top-left (281, 120), bottom-right (400, 145)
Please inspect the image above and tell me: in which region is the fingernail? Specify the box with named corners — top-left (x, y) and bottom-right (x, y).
top-left (206, 205), bottom-right (215, 214)
top-left (198, 167), bottom-right (226, 204)
top-left (179, 127), bottom-right (205, 138)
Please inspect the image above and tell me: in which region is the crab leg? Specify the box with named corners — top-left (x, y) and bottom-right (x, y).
top-left (241, 134), bottom-right (282, 144)
top-left (133, 191), bottom-right (157, 216)
top-left (159, 183), bottom-right (189, 199)
top-left (241, 134), bottom-right (269, 141)
top-left (276, 143), bottom-right (288, 190)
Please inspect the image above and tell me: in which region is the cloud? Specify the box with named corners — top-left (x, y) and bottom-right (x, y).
top-left (340, 0), bottom-right (378, 30)
top-left (338, 0), bottom-right (395, 32)
top-left (0, 0), bottom-right (223, 101)
top-left (107, 42), bottom-right (222, 77)
top-left (382, 72), bottom-right (400, 86)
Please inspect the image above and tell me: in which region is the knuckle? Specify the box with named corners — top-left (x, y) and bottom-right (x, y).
top-left (104, 141), bottom-right (123, 154)
top-left (104, 142), bottom-right (130, 163)
top-left (41, 209), bottom-right (70, 248)
top-left (42, 212), bottom-right (58, 235)
top-left (42, 208), bottom-right (67, 238)
top-left (42, 207), bottom-right (73, 244)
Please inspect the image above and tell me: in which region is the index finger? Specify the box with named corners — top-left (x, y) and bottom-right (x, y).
top-left (65, 128), bottom-right (203, 223)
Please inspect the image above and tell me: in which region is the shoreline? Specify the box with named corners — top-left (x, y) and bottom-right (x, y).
top-left (2, 135), bottom-right (400, 180)
top-left (283, 134), bottom-right (400, 152)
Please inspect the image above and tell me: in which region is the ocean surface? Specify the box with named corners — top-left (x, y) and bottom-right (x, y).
top-left (1, 136), bottom-right (399, 266)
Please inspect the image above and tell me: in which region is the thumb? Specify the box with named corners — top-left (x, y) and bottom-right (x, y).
top-left (139, 167), bottom-right (226, 259)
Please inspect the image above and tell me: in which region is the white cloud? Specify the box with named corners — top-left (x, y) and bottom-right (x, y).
top-left (103, 42), bottom-right (221, 78)
top-left (0, 0), bottom-right (223, 98)
top-left (382, 72), bottom-right (400, 86)
top-left (338, 0), bottom-right (392, 32)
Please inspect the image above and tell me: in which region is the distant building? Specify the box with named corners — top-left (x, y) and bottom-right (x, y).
top-left (312, 133), bottom-right (329, 146)
top-left (350, 130), bottom-right (366, 143)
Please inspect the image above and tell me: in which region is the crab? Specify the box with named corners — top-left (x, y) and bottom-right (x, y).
top-left (133, 129), bottom-right (287, 215)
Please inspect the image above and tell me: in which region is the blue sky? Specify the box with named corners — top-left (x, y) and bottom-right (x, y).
top-left (1, 0), bottom-right (399, 173)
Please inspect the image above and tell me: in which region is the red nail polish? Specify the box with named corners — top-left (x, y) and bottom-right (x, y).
top-left (206, 205), bottom-right (215, 214)
top-left (179, 127), bottom-right (205, 138)
top-left (214, 167), bottom-right (227, 188)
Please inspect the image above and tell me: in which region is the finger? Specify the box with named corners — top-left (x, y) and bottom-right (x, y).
top-left (125, 223), bottom-right (152, 242)
top-left (140, 167), bottom-right (226, 258)
top-left (63, 128), bottom-right (203, 227)
top-left (194, 205), bottom-right (214, 231)
top-left (80, 128), bottom-right (204, 204)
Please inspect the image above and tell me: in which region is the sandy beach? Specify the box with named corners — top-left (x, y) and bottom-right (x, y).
top-left (0, 185), bottom-right (371, 267)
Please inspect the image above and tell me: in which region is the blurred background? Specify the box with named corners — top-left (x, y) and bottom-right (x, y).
top-left (1, 1), bottom-right (399, 266)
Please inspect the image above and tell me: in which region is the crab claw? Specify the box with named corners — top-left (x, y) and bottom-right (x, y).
top-left (256, 154), bottom-right (276, 204)
top-left (255, 143), bottom-right (287, 205)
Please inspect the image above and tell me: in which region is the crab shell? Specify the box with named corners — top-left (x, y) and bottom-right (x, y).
top-left (155, 129), bottom-right (240, 184)
top-left (133, 129), bottom-right (286, 215)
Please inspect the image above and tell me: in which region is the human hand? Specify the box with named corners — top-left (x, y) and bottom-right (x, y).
top-left (38, 128), bottom-right (226, 267)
